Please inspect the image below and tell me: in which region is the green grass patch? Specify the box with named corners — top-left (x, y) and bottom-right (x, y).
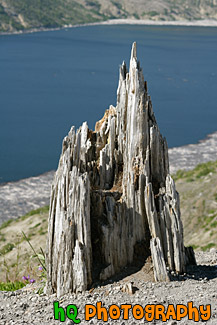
top-left (22, 206), bottom-right (49, 218)
top-left (191, 244), bottom-right (199, 250)
top-left (201, 243), bottom-right (216, 251)
top-left (13, 205), bottom-right (49, 222)
top-left (204, 215), bottom-right (216, 226)
top-left (38, 227), bottom-right (47, 236)
top-left (210, 221), bottom-right (217, 228)
top-left (0, 243), bottom-right (15, 255)
top-left (0, 219), bottom-right (14, 230)
top-left (0, 206), bottom-right (49, 233)
top-left (173, 160), bottom-right (217, 181)
top-left (0, 281), bottom-right (25, 291)
top-left (174, 170), bottom-right (186, 179)
top-left (30, 222), bottom-right (41, 229)
top-left (0, 233), bottom-right (6, 242)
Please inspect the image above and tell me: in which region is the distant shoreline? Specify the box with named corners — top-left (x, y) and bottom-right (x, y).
top-left (1, 130), bottom-right (217, 186)
top-left (95, 18), bottom-right (217, 27)
top-left (0, 18), bottom-right (217, 36)
top-left (1, 130), bottom-right (217, 224)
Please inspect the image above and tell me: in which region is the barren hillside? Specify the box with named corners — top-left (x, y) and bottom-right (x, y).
top-left (0, 0), bottom-right (217, 33)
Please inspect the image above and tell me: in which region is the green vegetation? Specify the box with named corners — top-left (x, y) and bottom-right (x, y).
top-left (210, 220), bottom-right (217, 228)
top-left (0, 243), bottom-right (15, 255)
top-left (38, 227), bottom-right (47, 236)
top-left (133, 13), bottom-right (140, 19)
top-left (0, 219), bottom-right (13, 230)
top-left (0, 206), bottom-right (48, 287)
top-left (111, 0), bottom-right (122, 10)
top-left (174, 159), bottom-right (217, 251)
top-left (30, 223), bottom-right (41, 229)
top-left (201, 243), bottom-right (216, 251)
top-left (0, 0), bottom-right (112, 33)
top-left (0, 206), bottom-right (49, 235)
top-left (0, 233), bottom-right (6, 242)
top-left (23, 206), bottom-right (49, 218)
top-left (0, 158), bottom-right (217, 290)
top-left (192, 244), bottom-right (199, 249)
top-left (86, 0), bottom-right (101, 11)
top-left (0, 0), bottom-right (216, 33)
top-left (173, 161), bottom-right (217, 182)
top-left (0, 281), bottom-right (25, 291)
top-left (148, 11), bottom-right (159, 17)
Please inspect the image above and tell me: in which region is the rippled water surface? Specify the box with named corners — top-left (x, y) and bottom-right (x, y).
top-left (0, 25), bottom-right (217, 182)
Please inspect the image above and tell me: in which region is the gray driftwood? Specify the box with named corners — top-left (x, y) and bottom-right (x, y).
top-left (150, 237), bottom-right (170, 282)
top-left (46, 42), bottom-right (193, 297)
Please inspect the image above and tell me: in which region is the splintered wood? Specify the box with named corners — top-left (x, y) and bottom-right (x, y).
top-left (46, 42), bottom-right (192, 297)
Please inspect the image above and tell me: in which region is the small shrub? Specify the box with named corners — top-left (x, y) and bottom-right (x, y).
top-left (133, 13), bottom-right (139, 19)
top-left (148, 11), bottom-right (158, 17)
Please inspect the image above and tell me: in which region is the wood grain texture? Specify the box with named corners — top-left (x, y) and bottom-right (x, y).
top-left (46, 42), bottom-right (191, 297)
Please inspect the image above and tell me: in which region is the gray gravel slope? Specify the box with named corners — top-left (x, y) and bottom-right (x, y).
top-left (0, 251), bottom-right (216, 324)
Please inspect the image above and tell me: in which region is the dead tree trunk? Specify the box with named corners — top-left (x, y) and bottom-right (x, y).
top-left (46, 42), bottom-right (191, 297)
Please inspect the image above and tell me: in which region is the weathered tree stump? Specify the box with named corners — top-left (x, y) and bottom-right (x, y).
top-left (46, 42), bottom-right (193, 297)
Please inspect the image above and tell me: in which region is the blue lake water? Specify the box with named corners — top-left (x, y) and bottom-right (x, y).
top-left (0, 24), bottom-right (217, 183)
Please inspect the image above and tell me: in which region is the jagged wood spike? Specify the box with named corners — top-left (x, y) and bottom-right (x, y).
top-left (150, 237), bottom-right (170, 282)
top-left (46, 42), bottom-right (192, 297)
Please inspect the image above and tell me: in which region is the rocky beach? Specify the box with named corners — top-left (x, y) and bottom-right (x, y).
top-left (97, 18), bottom-right (217, 27)
top-left (0, 171), bottom-right (54, 224)
top-left (1, 18), bottom-right (217, 36)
